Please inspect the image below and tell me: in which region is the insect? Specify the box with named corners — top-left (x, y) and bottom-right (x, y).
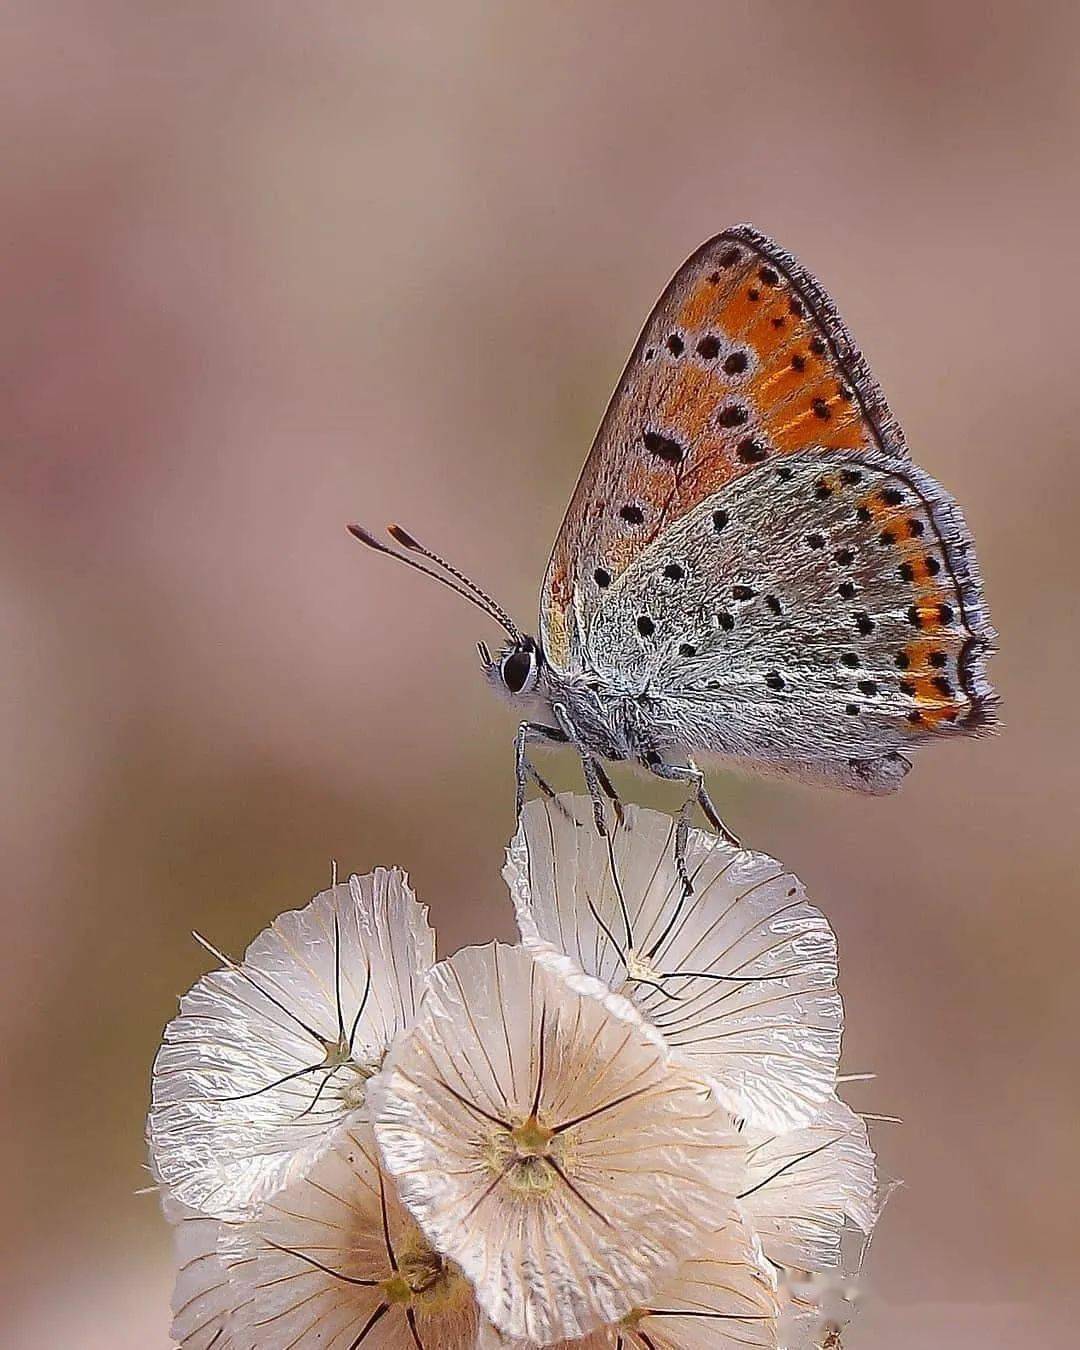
top-left (352, 225), bottom-right (997, 874)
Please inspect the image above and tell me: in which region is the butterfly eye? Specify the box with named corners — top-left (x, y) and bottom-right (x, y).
top-left (500, 646), bottom-right (537, 695)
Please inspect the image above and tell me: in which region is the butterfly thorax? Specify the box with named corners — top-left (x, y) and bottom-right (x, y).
top-left (485, 637), bottom-right (671, 760)
top-left (541, 665), bottom-right (680, 762)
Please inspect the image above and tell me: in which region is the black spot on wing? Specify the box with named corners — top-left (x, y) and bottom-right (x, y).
top-left (643, 431), bottom-right (685, 464)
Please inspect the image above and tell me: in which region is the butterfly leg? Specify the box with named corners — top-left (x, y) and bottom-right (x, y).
top-left (643, 755), bottom-right (741, 895)
top-left (548, 704), bottom-right (638, 947)
top-left (688, 762), bottom-right (740, 847)
top-left (550, 703), bottom-right (613, 839)
top-left (514, 721), bottom-right (569, 818)
top-left (643, 754), bottom-right (740, 844)
top-left (591, 757), bottom-right (626, 828)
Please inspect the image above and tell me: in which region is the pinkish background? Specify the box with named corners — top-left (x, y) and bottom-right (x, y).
top-left (3, 3), bottom-right (1077, 1345)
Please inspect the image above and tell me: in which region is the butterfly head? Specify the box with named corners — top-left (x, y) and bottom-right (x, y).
top-left (479, 635), bottom-right (545, 702)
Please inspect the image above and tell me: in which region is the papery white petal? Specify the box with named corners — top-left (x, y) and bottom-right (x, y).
top-left (505, 796), bottom-right (842, 1132)
top-left (149, 869), bottom-right (434, 1219)
top-left (739, 1097), bottom-right (877, 1272)
top-left (162, 1196), bottom-right (243, 1349)
top-left (475, 1209), bottom-right (778, 1350)
top-left (369, 942), bottom-right (747, 1345)
top-left (636, 1212), bottom-right (778, 1350)
top-left (218, 1119), bottom-right (478, 1350)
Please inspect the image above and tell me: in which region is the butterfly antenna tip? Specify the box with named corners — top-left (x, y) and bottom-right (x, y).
top-left (387, 523), bottom-right (421, 550)
top-left (347, 519), bottom-right (520, 640)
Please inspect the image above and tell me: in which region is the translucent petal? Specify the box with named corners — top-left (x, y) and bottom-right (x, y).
top-left (476, 1209), bottom-right (778, 1350)
top-left (738, 1097), bottom-right (877, 1272)
top-left (219, 1120), bottom-right (478, 1350)
top-left (162, 1196), bottom-right (242, 1349)
top-left (505, 794), bottom-right (842, 1131)
top-left (369, 942), bottom-right (747, 1344)
top-left (149, 869), bottom-right (434, 1219)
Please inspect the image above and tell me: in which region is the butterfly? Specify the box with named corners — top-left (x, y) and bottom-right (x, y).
top-left (352, 225), bottom-right (997, 862)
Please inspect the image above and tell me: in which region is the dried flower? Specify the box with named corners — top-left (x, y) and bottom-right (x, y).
top-left (738, 1096), bottom-right (877, 1273)
top-left (220, 1120), bottom-right (478, 1350)
top-left (476, 1209), bottom-right (779, 1349)
top-left (150, 800), bottom-right (886, 1350)
top-left (149, 869), bottom-right (434, 1219)
top-left (161, 1196), bottom-right (236, 1349)
top-left (505, 796), bottom-right (842, 1131)
top-left (369, 941), bottom-right (749, 1344)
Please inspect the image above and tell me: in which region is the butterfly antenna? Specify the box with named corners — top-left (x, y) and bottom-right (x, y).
top-left (347, 524), bottom-right (520, 640)
top-left (386, 524), bottom-right (522, 639)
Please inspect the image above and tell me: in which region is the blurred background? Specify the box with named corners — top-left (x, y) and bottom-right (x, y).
top-left (3, 3), bottom-right (1078, 1345)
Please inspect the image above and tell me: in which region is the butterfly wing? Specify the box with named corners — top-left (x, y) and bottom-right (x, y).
top-left (541, 225), bottom-right (908, 671)
top-left (584, 449), bottom-right (996, 785)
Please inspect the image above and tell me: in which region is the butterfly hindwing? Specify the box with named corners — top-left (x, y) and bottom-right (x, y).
top-left (584, 450), bottom-right (996, 782)
top-left (541, 226), bottom-right (909, 670)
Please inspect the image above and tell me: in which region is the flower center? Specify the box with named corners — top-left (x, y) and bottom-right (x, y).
top-left (382, 1273), bottom-right (414, 1305)
top-left (381, 1233), bottom-right (471, 1313)
top-left (624, 948), bottom-right (662, 985)
top-left (512, 1115), bottom-right (554, 1155)
top-left (315, 1038), bottom-right (384, 1109)
top-left (487, 1114), bottom-right (567, 1196)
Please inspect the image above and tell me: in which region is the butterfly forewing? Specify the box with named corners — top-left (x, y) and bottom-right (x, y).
top-left (541, 225), bottom-right (908, 670)
top-left (585, 451), bottom-right (996, 778)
